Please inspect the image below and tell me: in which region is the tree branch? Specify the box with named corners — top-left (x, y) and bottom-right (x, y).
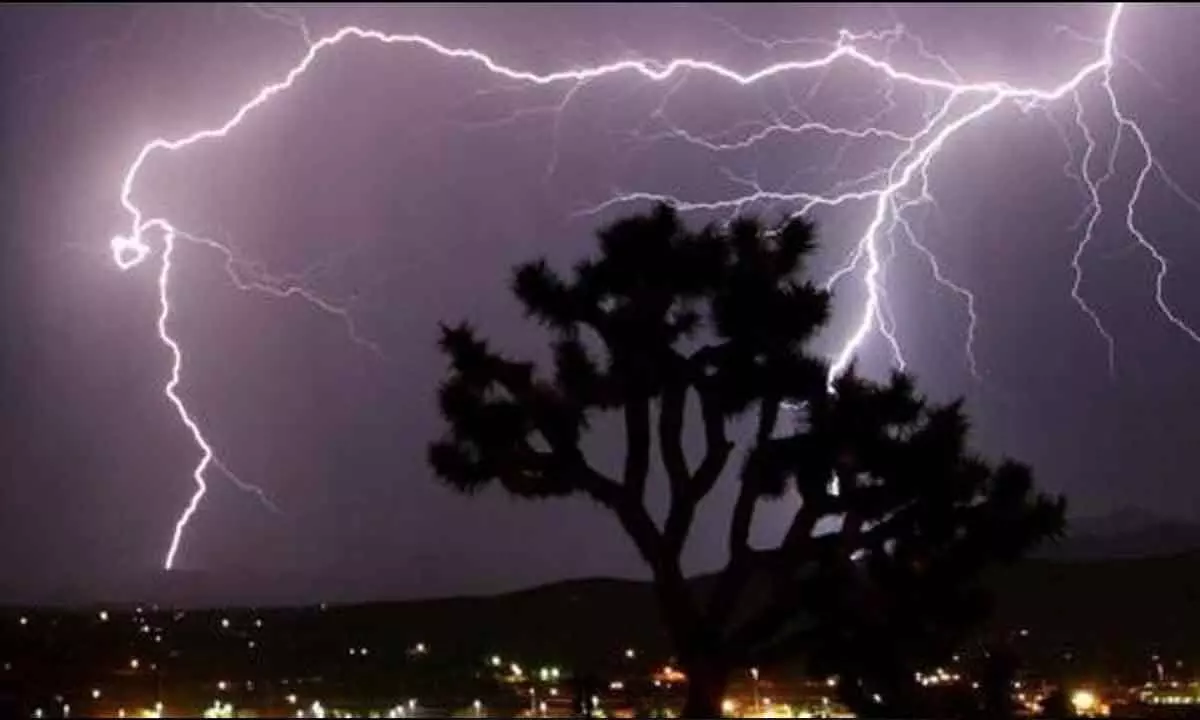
top-left (692, 376), bottom-right (734, 499)
top-left (729, 500), bottom-right (916, 653)
top-left (573, 459), bottom-right (627, 511)
top-left (624, 398), bottom-right (652, 499)
top-left (659, 344), bottom-right (735, 556)
top-left (658, 376), bottom-right (691, 498)
top-left (706, 394), bottom-right (781, 631)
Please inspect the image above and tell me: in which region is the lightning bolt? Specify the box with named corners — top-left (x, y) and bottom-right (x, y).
top-left (592, 4), bottom-right (1200, 387)
top-left (178, 228), bottom-right (382, 357)
top-left (112, 2), bottom-right (1200, 567)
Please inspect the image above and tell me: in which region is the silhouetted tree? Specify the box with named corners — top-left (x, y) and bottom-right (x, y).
top-left (429, 204), bottom-right (1065, 717)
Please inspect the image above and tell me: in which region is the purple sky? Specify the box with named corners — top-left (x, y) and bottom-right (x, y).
top-left (2, 4), bottom-right (1200, 604)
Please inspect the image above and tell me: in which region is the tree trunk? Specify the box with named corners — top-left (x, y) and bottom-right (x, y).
top-left (680, 658), bottom-right (729, 718)
top-left (645, 555), bottom-right (727, 717)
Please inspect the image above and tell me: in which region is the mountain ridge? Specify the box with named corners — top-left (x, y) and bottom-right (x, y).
top-left (7, 506), bottom-right (1199, 609)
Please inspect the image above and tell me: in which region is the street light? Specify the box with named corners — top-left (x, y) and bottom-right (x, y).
top-left (750, 667), bottom-right (761, 714)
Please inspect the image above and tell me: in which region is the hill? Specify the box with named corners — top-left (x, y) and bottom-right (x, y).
top-left (5, 553), bottom-right (1200, 680)
top-left (1039, 507), bottom-right (1200, 561)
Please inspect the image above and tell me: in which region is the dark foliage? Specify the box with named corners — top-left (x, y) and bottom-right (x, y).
top-left (429, 204), bottom-right (1065, 717)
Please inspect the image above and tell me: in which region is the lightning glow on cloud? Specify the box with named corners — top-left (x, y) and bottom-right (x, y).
top-left (110, 2), bottom-right (1200, 568)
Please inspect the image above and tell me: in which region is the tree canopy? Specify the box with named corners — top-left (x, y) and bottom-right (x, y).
top-left (429, 203), bottom-right (1065, 717)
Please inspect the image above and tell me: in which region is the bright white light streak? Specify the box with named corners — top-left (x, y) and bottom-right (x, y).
top-left (111, 2), bottom-right (1200, 567)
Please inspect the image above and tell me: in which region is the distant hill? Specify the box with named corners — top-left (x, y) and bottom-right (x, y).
top-left (1040, 506), bottom-right (1200, 560)
top-left (321, 551), bottom-right (1200, 676)
top-left (989, 551), bottom-right (1200, 669)
top-left (5, 507), bottom-right (1200, 610)
top-left (0, 565), bottom-right (551, 609)
top-left (6, 552), bottom-right (1200, 677)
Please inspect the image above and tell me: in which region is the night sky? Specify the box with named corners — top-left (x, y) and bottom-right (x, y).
top-left (2, 4), bottom-right (1199, 604)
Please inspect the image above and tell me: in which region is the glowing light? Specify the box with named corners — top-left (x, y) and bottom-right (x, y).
top-left (112, 2), bottom-right (1200, 563)
top-left (1073, 689), bottom-right (1099, 714)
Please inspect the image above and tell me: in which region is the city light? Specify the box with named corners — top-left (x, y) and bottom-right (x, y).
top-left (0, 582), bottom-right (1189, 718)
top-left (1073, 689), bottom-right (1099, 715)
